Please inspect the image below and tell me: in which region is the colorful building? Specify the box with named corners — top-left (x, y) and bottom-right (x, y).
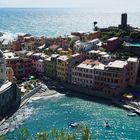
top-left (11, 34), bottom-right (46, 51)
top-left (71, 31), bottom-right (101, 42)
top-left (71, 59), bottom-right (99, 88)
top-left (31, 53), bottom-right (48, 75)
top-left (4, 52), bottom-right (33, 79)
top-left (94, 60), bottom-right (128, 98)
top-left (56, 53), bottom-right (85, 82)
top-left (71, 57), bottom-right (139, 98)
top-left (44, 54), bottom-right (59, 78)
top-left (56, 55), bottom-right (69, 81)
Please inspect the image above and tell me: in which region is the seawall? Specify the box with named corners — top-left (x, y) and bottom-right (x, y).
top-left (59, 82), bottom-right (111, 99)
top-left (0, 82), bottom-right (21, 121)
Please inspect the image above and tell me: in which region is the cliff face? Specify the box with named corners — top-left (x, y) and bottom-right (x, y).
top-left (0, 83), bottom-right (21, 120)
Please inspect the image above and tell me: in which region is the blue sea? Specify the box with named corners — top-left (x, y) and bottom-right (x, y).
top-left (0, 8), bottom-right (140, 139)
top-left (6, 94), bottom-right (140, 140)
top-left (0, 8), bottom-right (140, 37)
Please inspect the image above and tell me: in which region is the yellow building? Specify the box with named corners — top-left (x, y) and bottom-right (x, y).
top-left (56, 55), bottom-right (69, 81)
top-left (58, 49), bottom-right (73, 56)
top-left (44, 54), bottom-right (59, 78)
top-left (56, 53), bottom-right (84, 82)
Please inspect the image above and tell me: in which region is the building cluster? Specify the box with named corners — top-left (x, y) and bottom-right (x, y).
top-left (0, 29), bottom-right (139, 98)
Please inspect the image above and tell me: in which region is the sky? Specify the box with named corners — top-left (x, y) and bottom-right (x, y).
top-left (0, 0), bottom-right (140, 12)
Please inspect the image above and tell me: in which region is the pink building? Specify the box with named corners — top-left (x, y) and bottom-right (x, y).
top-left (94, 60), bottom-right (128, 98)
top-left (4, 52), bottom-right (33, 79)
top-left (31, 53), bottom-right (48, 74)
top-left (32, 59), bottom-right (44, 73)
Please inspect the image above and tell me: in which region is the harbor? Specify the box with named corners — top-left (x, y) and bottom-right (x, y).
top-left (5, 90), bottom-right (140, 140)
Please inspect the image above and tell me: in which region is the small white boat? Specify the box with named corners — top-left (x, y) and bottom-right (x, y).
top-left (68, 122), bottom-right (79, 128)
top-left (127, 113), bottom-right (137, 116)
top-left (104, 121), bottom-right (110, 128)
top-left (30, 97), bottom-right (42, 100)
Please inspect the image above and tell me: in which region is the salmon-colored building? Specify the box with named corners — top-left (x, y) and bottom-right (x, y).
top-left (4, 52), bottom-right (33, 79)
top-left (71, 31), bottom-right (101, 41)
top-left (71, 57), bottom-right (139, 98)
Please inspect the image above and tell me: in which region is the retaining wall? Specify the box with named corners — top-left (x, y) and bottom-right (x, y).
top-left (21, 85), bottom-right (42, 102)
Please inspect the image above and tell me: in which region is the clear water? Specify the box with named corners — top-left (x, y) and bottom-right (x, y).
top-left (6, 94), bottom-right (140, 140)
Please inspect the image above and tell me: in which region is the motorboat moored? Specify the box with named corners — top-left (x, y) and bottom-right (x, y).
top-left (127, 112), bottom-right (137, 117)
top-left (104, 121), bottom-right (110, 128)
top-left (68, 122), bottom-right (79, 128)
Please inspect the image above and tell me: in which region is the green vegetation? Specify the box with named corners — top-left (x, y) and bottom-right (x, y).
top-left (0, 125), bottom-right (91, 140)
top-left (0, 135), bottom-right (7, 140)
top-left (100, 29), bottom-right (140, 41)
top-left (111, 52), bottom-right (134, 60)
top-left (130, 31), bottom-right (140, 41)
top-left (101, 31), bottom-right (119, 41)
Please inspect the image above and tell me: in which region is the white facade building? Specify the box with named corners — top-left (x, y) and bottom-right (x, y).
top-left (74, 39), bottom-right (100, 52)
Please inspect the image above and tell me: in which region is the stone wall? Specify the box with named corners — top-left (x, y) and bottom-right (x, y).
top-left (61, 82), bottom-right (111, 99)
top-left (21, 85), bottom-right (41, 102)
top-left (0, 83), bottom-right (21, 120)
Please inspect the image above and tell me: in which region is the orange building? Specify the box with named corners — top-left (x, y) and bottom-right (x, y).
top-left (71, 31), bottom-right (101, 41)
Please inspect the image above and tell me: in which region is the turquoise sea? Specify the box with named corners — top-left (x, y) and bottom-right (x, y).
top-left (0, 8), bottom-right (140, 139)
top-left (6, 93), bottom-right (140, 140)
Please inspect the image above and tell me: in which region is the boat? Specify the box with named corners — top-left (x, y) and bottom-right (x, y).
top-left (127, 112), bottom-right (137, 116)
top-left (68, 122), bottom-right (79, 128)
top-left (104, 121), bottom-right (110, 128)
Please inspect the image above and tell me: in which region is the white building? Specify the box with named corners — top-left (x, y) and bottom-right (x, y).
top-left (0, 39), bottom-right (11, 50)
top-left (74, 39), bottom-right (100, 52)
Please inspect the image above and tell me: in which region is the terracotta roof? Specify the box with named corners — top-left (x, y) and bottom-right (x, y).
top-left (82, 59), bottom-right (100, 65)
top-left (49, 45), bottom-right (59, 50)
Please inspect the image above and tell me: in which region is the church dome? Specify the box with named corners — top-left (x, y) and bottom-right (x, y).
top-left (0, 50), bottom-right (4, 58)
